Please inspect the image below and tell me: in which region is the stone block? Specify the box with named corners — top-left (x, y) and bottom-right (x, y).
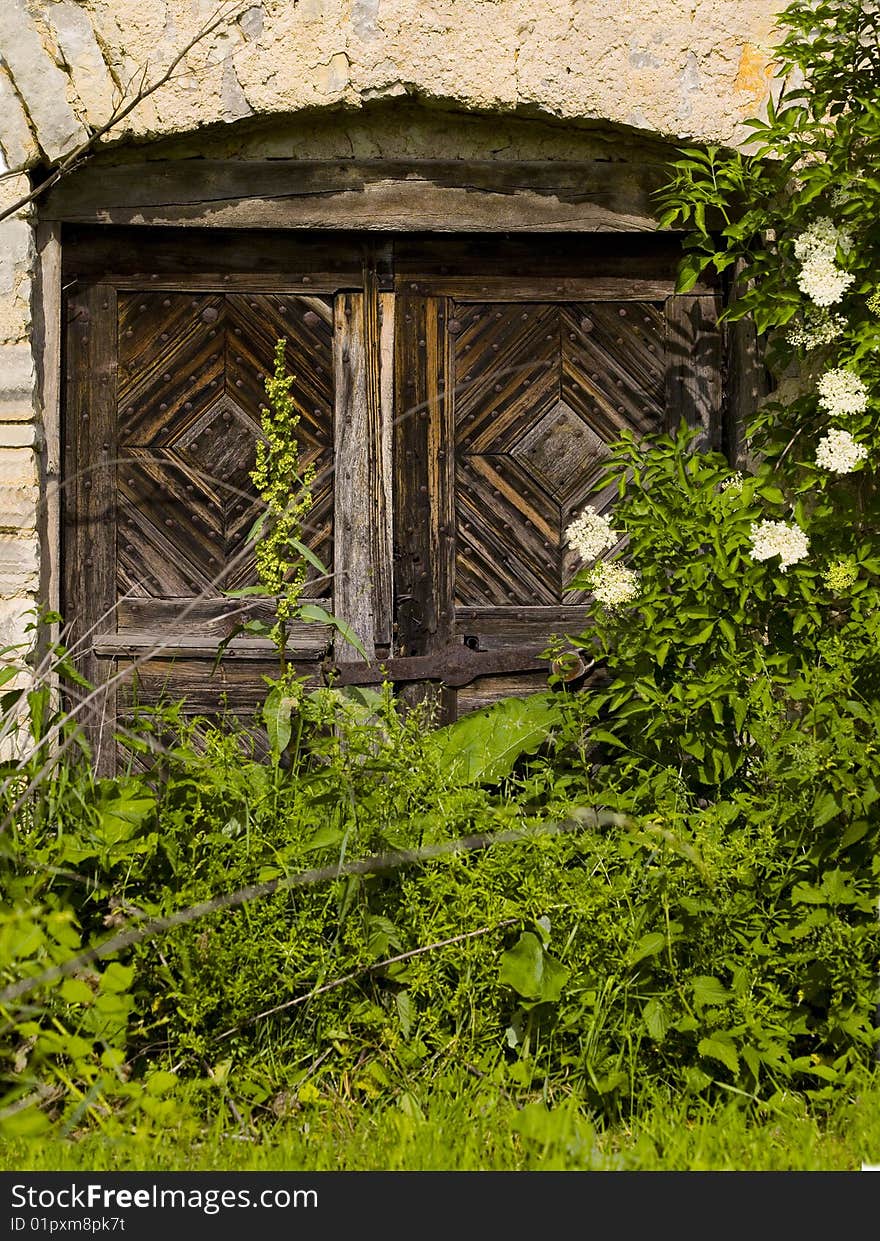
top-left (0, 531), bottom-right (39, 595)
top-left (0, 446), bottom-right (37, 488)
top-left (0, 485), bottom-right (38, 533)
top-left (0, 218), bottom-right (32, 296)
top-left (0, 64), bottom-right (39, 172)
top-left (0, 0), bottom-right (87, 162)
top-left (0, 342), bottom-right (34, 420)
top-left (0, 596), bottom-right (36, 652)
top-left (45, 1), bottom-right (117, 122)
top-left (0, 292), bottom-right (31, 346)
top-left (0, 423), bottom-right (36, 449)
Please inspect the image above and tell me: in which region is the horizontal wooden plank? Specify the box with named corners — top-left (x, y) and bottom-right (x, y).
top-left (116, 596), bottom-right (331, 640)
top-left (62, 227), bottom-right (365, 288)
top-left (116, 659), bottom-right (322, 710)
top-left (396, 233), bottom-right (714, 294)
top-left (394, 231), bottom-right (682, 269)
top-left (455, 672), bottom-right (551, 715)
top-left (421, 275), bottom-right (685, 300)
top-left (455, 606), bottom-right (593, 632)
top-left (47, 159), bottom-right (671, 232)
top-left (93, 632), bottom-right (327, 659)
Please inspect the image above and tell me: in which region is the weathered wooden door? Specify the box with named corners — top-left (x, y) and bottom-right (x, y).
top-left (65, 286), bottom-right (339, 768)
top-left (389, 239), bottom-right (721, 719)
top-left (62, 231), bottom-right (379, 770)
top-left (63, 231), bottom-right (721, 763)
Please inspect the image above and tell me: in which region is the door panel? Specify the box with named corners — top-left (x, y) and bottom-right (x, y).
top-left (65, 285), bottom-right (338, 771)
top-left (116, 291), bottom-right (334, 598)
top-left (394, 290), bottom-right (721, 720)
top-left (452, 300), bottom-right (667, 609)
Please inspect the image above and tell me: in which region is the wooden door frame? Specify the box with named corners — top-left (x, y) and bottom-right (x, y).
top-left (40, 163), bottom-right (764, 757)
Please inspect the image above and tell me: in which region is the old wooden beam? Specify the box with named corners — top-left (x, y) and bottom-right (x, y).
top-left (44, 158), bottom-right (670, 232)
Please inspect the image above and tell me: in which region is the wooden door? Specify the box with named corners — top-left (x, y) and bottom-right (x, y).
top-left (62, 231), bottom-right (722, 760)
top-left (391, 284), bottom-right (721, 720)
top-left (64, 284), bottom-right (339, 769)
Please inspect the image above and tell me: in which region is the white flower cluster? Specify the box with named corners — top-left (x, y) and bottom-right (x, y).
top-left (565, 505), bottom-right (617, 563)
top-left (748, 520), bottom-right (810, 573)
top-left (720, 471), bottom-right (744, 493)
top-left (817, 367), bottom-right (869, 417)
top-left (798, 259), bottom-right (855, 307)
top-left (793, 217), bottom-right (853, 263)
top-left (793, 217), bottom-right (855, 307)
top-left (587, 560), bottom-right (640, 609)
top-left (815, 428), bottom-right (868, 473)
top-left (786, 309), bottom-right (846, 349)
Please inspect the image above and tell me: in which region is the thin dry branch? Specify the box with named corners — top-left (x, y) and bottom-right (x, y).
top-left (0, 1), bottom-right (249, 226)
top-left (215, 919), bottom-right (521, 1041)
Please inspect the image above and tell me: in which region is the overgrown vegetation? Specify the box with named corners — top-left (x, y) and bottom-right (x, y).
top-left (2, 0), bottom-right (880, 1170)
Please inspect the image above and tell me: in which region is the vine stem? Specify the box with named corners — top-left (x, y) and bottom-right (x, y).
top-left (214, 918), bottom-right (520, 1041)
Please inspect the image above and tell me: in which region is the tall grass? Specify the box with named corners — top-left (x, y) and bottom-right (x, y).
top-left (4, 1070), bottom-right (880, 1171)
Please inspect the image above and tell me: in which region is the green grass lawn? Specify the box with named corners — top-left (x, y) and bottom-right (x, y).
top-left (5, 1075), bottom-right (880, 1172)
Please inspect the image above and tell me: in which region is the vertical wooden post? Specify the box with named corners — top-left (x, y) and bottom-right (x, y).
top-left (33, 223), bottom-right (62, 633)
top-left (333, 281), bottom-right (394, 664)
top-left (64, 283), bottom-right (117, 773)
top-left (393, 293), bottom-right (455, 719)
top-left (724, 265), bottom-right (768, 469)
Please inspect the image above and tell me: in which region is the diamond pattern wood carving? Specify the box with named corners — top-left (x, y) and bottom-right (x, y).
top-left (116, 292), bottom-right (334, 598)
top-left (453, 301), bottom-right (666, 606)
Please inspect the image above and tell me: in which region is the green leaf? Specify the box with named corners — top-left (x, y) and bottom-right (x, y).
top-left (60, 978), bottom-right (95, 1006)
top-left (330, 618), bottom-right (368, 660)
top-left (245, 510), bottom-right (269, 543)
top-left (55, 657), bottom-right (92, 689)
top-left (643, 998), bottom-right (670, 1042)
top-left (263, 687), bottom-right (294, 755)
top-left (675, 251), bottom-right (712, 294)
top-left (692, 975), bottom-right (731, 1008)
top-left (298, 603), bottom-right (335, 625)
top-left (840, 820), bottom-right (869, 850)
top-left (299, 604), bottom-right (369, 660)
top-left (287, 537), bottom-right (329, 576)
top-left (304, 824), bottom-right (344, 851)
top-left (589, 728), bottom-right (628, 749)
top-left (432, 693), bottom-right (562, 786)
top-left (812, 792), bottom-right (840, 827)
top-left (698, 1036), bottom-right (739, 1076)
top-left (684, 621), bottom-right (714, 645)
top-left (500, 932), bottom-right (544, 999)
top-left (791, 882), bottom-right (825, 905)
top-left (499, 932), bottom-right (569, 1003)
top-left (629, 931), bottom-right (666, 965)
top-left (100, 963), bottom-right (135, 994)
top-left (144, 1070), bottom-right (178, 1096)
top-left (820, 869), bottom-right (859, 905)
top-left (718, 617), bottom-right (736, 647)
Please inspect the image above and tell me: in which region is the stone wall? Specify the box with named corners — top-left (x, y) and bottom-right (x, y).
top-left (0, 172), bottom-right (37, 656)
top-left (0, 0), bottom-right (782, 652)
